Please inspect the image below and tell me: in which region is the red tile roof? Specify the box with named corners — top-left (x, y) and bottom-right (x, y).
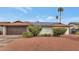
top-left (0, 21), bottom-right (71, 27)
top-left (0, 22), bottom-right (32, 26)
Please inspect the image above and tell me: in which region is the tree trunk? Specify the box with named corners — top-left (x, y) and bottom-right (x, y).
top-left (60, 12), bottom-right (61, 23)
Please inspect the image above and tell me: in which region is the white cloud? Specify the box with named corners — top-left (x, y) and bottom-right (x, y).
top-left (68, 17), bottom-right (79, 22)
top-left (26, 16), bottom-right (56, 22)
top-left (46, 16), bottom-right (55, 20)
top-left (62, 16), bottom-right (79, 24)
top-left (13, 7), bottom-right (32, 14)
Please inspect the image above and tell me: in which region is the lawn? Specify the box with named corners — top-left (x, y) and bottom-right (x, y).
top-left (0, 35), bottom-right (79, 51)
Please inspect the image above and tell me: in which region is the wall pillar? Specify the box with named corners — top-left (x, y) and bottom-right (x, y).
top-left (3, 26), bottom-right (6, 35)
top-left (65, 27), bottom-right (70, 35)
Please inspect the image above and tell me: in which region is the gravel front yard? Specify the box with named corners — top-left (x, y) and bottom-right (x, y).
top-left (0, 35), bottom-right (79, 51)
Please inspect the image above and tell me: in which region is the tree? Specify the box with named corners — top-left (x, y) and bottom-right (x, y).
top-left (27, 25), bottom-right (42, 36)
top-left (56, 15), bottom-right (59, 22)
top-left (57, 7), bottom-right (64, 23)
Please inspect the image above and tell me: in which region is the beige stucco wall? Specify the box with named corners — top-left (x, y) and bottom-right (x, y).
top-left (0, 26), bottom-right (3, 32)
top-left (39, 27), bottom-right (53, 35)
top-left (0, 26), bottom-right (6, 35)
top-left (64, 27), bottom-right (70, 35)
top-left (39, 27), bottom-right (70, 36)
top-left (3, 26), bottom-right (6, 35)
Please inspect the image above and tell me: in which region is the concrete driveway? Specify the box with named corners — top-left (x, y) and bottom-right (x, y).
top-left (0, 35), bottom-right (22, 47)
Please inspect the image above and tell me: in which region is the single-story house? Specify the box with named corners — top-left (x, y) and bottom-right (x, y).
top-left (0, 21), bottom-right (32, 35)
top-left (0, 21), bottom-right (71, 35)
top-left (32, 22), bottom-right (71, 35)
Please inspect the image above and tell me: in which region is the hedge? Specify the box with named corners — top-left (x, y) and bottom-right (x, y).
top-left (22, 32), bottom-right (33, 38)
top-left (27, 25), bottom-right (42, 36)
top-left (53, 28), bottom-right (67, 36)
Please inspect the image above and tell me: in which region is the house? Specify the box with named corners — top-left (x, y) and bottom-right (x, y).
top-left (0, 21), bottom-right (71, 35)
top-left (0, 21), bottom-right (32, 35)
top-left (69, 22), bottom-right (79, 34)
top-left (32, 22), bottom-right (71, 35)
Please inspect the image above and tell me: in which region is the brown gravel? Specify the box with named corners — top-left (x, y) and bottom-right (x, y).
top-left (0, 35), bottom-right (79, 51)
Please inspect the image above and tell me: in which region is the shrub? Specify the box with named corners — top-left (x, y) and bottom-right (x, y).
top-left (53, 28), bottom-right (66, 36)
top-left (27, 25), bottom-right (42, 36)
top-left (22, 32), bottom-right (33, 38)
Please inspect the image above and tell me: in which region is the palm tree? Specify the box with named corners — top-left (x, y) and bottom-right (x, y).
top-left (56, 15), bottom-right (59, 22)
top-left (57, 7), bottom-right (64, 23)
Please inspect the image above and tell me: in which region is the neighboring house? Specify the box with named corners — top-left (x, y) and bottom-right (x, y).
top-left (32, 22), bottom-right (71, 35)
top-left (0, 21), bottom-right (31, 35)
top-left (69, 22), bottom-right (79, 34)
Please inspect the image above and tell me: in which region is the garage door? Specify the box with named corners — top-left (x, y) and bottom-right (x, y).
top-left (6, 26), bottom-right (27, 35)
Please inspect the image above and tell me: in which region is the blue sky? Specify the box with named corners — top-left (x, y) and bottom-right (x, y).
top-left (0, 7), bottom-right (79, 24)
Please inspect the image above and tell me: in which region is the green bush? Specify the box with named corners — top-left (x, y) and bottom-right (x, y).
top-left (27, 25), bottom-right (42, 36)
top-left (53, 28), bottom-right (66, 36)
top-left (22, 32), bottom-right (33, 38)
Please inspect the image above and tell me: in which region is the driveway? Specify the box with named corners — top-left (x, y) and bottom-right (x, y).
top-left (0, 35), bottom-right (22, 47)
